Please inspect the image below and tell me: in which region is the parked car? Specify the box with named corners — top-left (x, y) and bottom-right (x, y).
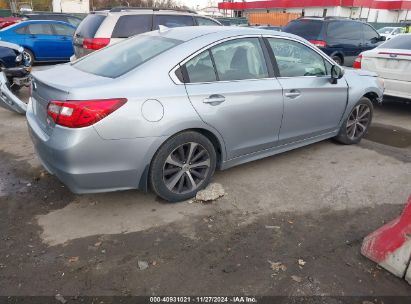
top-left (354, 34), bottom-right (411, 100)
top-left (377, 27), bottom-right (404, 40)
top-left (0, 16), bottom-right (22, 29)
top-left (20, 12), bottom-right (83, 27)
top-left (0, 41), bottom-right (24, 68)
top-left (73, 7), bottom-right (221, 59)
top-left (25, 27), bottom-right (383, 202)
top-left (0, 20), bottom-right (76, 65)
top-left (0, 12), bottom-right (83, 29)
top-left (283, 17), bottom-right (385, 66)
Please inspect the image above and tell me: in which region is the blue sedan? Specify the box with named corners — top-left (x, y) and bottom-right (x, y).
top-left (0, 20), bottom-right (75, 65)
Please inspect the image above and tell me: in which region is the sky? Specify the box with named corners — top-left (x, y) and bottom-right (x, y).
top-left (177, 0), bottom-right (218, 9)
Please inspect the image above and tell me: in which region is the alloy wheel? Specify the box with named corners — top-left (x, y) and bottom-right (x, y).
top-left (163, 142), bottom-right (211, 194)
top-left (346, 104), bottom-right (371, 140)
top-left (23, 51), bottom-right (32, 65)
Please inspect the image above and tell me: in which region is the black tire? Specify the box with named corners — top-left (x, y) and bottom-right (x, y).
top-left (23, 49), bottom-right (34, 66)
top-left (332, 55), bottom-right (343, 66)
top-left (149, 131), bottom-right (217, 202)
top-left (335, 97), bottom-right (373, 145)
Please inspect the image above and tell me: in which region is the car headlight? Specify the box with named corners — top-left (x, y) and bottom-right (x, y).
top-left (15, 54), bottom-right (23, 62)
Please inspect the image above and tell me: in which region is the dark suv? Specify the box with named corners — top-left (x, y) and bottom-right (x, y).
top-left (283, 17), bottom-right (385, 66)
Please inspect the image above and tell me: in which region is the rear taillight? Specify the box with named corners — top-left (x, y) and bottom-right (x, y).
top-left (353, 54), bottom-right (363, 69)
top-left (47, 99), bottom-right (127, 128)
top-left (309, 40), bottom-right (327, 48)
top-left (83, 38), bottom-right (110, 50)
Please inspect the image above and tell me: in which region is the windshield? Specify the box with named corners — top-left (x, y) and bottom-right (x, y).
top-left (378, 34), bottom-right (411, 50)
top-left (73, 35), bottom-right (182, 78)
top-left (377, 27), bottom-right (395, 34)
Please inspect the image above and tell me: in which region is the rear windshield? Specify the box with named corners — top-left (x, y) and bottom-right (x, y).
top-left (73, 35), bottom-right (182, 78)
top-left (378, 35), bottom-right (411, 50)
top-left (283, 19), bottom-right (323, 40)
top-left (75, 14), bottom-right (106, 38)
top-left (112, 15), bottom-right (153, 38)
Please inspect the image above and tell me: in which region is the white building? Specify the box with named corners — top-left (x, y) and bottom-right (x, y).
top-left (52, 0), bottom-right (89, 13)
top-left (218, 0), bottom-right (411, 23)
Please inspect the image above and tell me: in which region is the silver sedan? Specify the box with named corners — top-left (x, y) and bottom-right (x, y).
top-left (26, 26), bottom-right (384, 202)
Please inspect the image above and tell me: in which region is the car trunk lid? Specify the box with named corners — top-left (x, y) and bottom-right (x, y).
top-left (31, 64), bottom-right (110, 135)
top-left (362, 48), bottom-right (411, 82)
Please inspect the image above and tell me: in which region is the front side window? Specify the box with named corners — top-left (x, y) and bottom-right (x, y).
top-left (153, 15), bottom-right (194, 29)
top-left (268, 38), bottom-right (328, 77)
top-left (185, 50), bottom-right (217, 83)
top-left (363, 24), bottom-right (379, 42)
top-left (112, 15), bottom-right (152, 38)
top-left (28, 23), bottom-right (53, 35)
top-left (327, 21), bottom-right (362, 41)
top-left (73, 35), bottom-right (182, 78)
top-left (210, 38), bottom-right (269, 81)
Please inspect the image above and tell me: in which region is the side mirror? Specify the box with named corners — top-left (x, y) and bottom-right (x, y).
top-left (379, 36), bottom-right (386, 41)
top-left (331, 65), bottom-right (344, 84)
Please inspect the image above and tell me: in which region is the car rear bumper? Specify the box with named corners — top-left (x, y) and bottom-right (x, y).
top-left (26, 99), bottom-right (164, 194)
top-left (381, 77), bottom-right (411, 100)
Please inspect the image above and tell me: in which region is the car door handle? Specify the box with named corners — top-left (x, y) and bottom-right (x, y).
top-left (284, 90), bottom-right (301, 99)
top-left (203, 94), bottom-right (226, 105)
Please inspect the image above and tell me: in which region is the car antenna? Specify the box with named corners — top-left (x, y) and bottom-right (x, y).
top-left (158, 25), bottom-right (169, 33)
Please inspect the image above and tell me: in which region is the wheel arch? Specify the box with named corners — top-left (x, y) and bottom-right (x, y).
top-left (140, 127), bottom-right (227, 192)
top-left (330, 51), bottom-right (344, 64)
top-left (363, 91), bottom-right (380, 103)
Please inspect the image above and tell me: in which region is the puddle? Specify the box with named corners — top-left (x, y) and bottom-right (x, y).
top-left (365, 124), bottom-right (411, 148)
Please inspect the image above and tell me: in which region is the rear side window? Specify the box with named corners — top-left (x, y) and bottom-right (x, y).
top-left (378, 35), bottom-right (411, 50)
top-left (211, 38), bottom-right (269, 81)
top-left (196, 17), bottom-right (220, 26)
top-left (327, 21), bottom-right (362, 41)
top-left (185, 51), bottom-right (217, 83)
top-left (75, 14), bottom-right (106, 38)
top-left (53, 23), bottom-right (75, 36)
top-left (73, 35), bottom-right (182, 78)
top-left (27, 23), bottom-right (53, 35)
top-left (67, 17), bottom-right (81, 27)
top-left (112, 15), bottom-right (152, 38)
top-left (283, 20), bottom-right (324, 40)
top-left (15, 26), bottom-right (27, 34)
top-left (153, 15), bottom-right (194, 29)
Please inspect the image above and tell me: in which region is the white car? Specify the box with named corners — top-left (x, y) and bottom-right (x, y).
top-left (377, 27), bottom-right (404, 40)
top-left (354, 34), bottom-right (411, 100)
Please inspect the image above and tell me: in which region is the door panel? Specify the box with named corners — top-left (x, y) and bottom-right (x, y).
top-left (186, 79), bottom-right (284, 159)
top-left (183, 38), bottom-right (284, 159)
top-left (26, 23), bottom-right (55, 59)
top-left (277, 77), bottom-right (347, 143)
top-left (266, 37), bottom-right (348, 143)
top-left (326, 21), bottom-right (363, 66)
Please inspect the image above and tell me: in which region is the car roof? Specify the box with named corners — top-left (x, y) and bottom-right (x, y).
top-left (14, 20), bottom-right (76, 26)
top-left (144, 25), bottom-right (297, 42)
top-left (92, 7), bottom-right (199, 16)
top-left (293, 17), bottom-right (365, 23)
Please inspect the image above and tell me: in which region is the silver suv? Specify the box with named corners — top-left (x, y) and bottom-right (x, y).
top-left (73, 7), bottom-right (221, 59)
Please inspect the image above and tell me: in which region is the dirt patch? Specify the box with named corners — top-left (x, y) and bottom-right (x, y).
top-left (365, 124), bottom-right (411, 148)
